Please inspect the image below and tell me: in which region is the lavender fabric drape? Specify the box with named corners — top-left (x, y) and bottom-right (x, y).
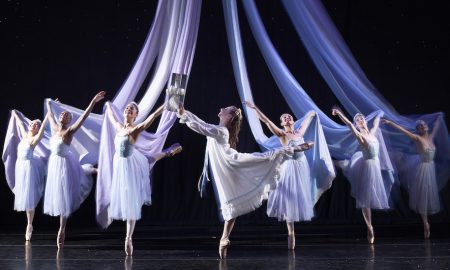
top-left (281, 0), bottom-right (450, 189)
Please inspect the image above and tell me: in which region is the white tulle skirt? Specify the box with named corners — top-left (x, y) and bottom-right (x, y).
top-left (403, 157), bottom-right (440, 215)
top-left (13, 157), bottom-right (46, 211)
top-left (43, 153), bottom-right (93, 217)
top-left (108, 150), bottom-right (151, 221)
top-left (348, 152), bottom-right (389, 209)
top-left (267, 156), bottom-right (314, 222)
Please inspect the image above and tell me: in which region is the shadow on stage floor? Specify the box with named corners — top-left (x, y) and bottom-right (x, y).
top-left (0, 224), bottom-right (449, 269)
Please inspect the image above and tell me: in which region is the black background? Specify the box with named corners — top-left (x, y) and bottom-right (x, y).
top-left (0, 0), bottom-right (449, 230)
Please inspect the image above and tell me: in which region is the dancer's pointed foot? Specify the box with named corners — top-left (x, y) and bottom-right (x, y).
top-left (424, 222), bottom-right (430, 239)
top-left (57, 230), bottom-right (65, 249)
top-left (219, 238), bottom-right (230, 259)
top-left (25, 225), bottom-right (33, 241)
top-left (125, 237), bottom-right (133, 256)
top-left (163, 143), bottom-right (183, 158)
top-left (367, 225), bottom-right (374, 244)
top-left (288, 234), bottom-right (295, 250)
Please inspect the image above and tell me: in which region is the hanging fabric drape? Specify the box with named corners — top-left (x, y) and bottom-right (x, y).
top-left (281, 0), bottom-right (450, 189)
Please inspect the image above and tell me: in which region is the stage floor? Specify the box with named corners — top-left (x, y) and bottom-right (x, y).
top-left (0, 225), bottom-right (449, 269)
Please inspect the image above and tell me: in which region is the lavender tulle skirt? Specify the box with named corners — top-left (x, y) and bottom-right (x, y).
top-left (347, 151), bottom-right (390, 210)
top-left (13, 153), bottom-right (46, 211)
top-left (43, 151), bottom-right (93, 217)
top-left (267, 155), bottom-right (314, 222)
top-left (108, 150), bottom-right (151, 221)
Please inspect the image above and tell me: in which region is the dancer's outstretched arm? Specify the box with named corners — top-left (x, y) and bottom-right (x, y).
top-left (133, 103), bottom-right (165, 134)
top-left (178, 105), bottom-right (227, 139)
top-left (243, 101), bottom-right (284, 137)
top-left (46, 99), bottom-right (59, 134)
top-left (67, 91), bottom-right (105, 135)
top-left (105, 102), bottom-right (123, 132)
top-left (430, 114), bottom-right (443, 139)
top-left (382, 118), bottom-right (418, 141)
top-left (30, 114), bottom-right (49, 147)
top-left (332, 107), bottom-right (364, 145)
top-left (370, 114), bottom-right (381, 135)
top-left (298, 111), bottom-right (316, 137)
top-left (11, 110), bottom-right (27, 138)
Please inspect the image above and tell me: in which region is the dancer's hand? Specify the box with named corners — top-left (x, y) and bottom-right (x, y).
top-left (331, 105), bottom-right (341, 116)
top-left (92, 91), bottom-right (106, 103)
top-left (242, 100), bottom-right (256, 109)
top-left (381, 118), bottom-right (391, 125)
top-left (178, 104), bottom-right (185, 116)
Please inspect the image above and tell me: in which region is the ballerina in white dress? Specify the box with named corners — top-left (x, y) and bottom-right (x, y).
top-left (383, 116), bottom-right (442, 238)
top-left (244, 101), bottom-right (319, 250)
top-left (9, 110), bottom-right (49, 241)
top-left (332, 107), bottom-right (390, 244)
top-left (177, 105), bottom-right (307, 258)
top-left (103, 101), bottom-right (182, 256)
top-left (44, 91), bottom-right (105, 248)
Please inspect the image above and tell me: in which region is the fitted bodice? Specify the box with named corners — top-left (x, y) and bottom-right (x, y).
top-left (420, 148), bottom-right (435, 163)
top-left (114, 134), bottom-right (134, 158)
top-left (362, 140), bottom-right (379, 160)
top-left (288, 137), bottom-right (306, 160)
top-left (17, 140), bottom-right (34, 160)
top-left (50, 137), bottom-right (70, 157)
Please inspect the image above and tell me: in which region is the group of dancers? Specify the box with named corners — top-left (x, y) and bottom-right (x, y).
top-left (4, 91), bottom-right (444, 258)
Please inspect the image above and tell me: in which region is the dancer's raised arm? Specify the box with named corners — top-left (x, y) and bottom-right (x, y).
top-left (46, 99), bottom-right (59, 133)
top-left (133, 103), bottom-right (165, 134)
top-left (11, 110), bottom-right (27, 138)
top-left (67, 91), bottom-right (105, 135)
top-left (332, 106), bottom-right (363, 144)
top-left (105, 101), bottom-right (122, 132)
top-left (430, 114), bottom-right (443, 139)
top-left (30, 114), bottom-right (49, 147)
top-left (370, 114), bottom-right (382, 135)
top-left (298, 111), bottom-right (316, 137)
top-left (243, 101), bottom-right (284, 137)
top-left (382, 118), bottom-right (418, 141)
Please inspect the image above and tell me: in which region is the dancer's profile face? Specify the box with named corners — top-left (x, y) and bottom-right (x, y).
top-left (218, 106), bottom-right (235, 119)
top-left (416, 121), bottom-right (429, 135)
top-left (124, 103), bottom-right (138, 121)
top-left (59, 111), bottom-right (72, 125)
top-left (28, 121), bottom-right (41, 135)
top-left (280, 113), bottom-right (294, 127)
top-left (354, 115), bottom-right (366, 129)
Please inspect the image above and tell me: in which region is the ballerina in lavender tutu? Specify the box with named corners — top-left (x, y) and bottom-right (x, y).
top-left (383, 116), bottom-right (443, 238)
top-left (243, 101), bottom-right (317, 250)
top-left (44, 91), bottom-right (105, 248)
top-left (332, 107), bottom-right (390, 244)
top-left (8, 109), bottom-right (49, 241)
top-left (103, 101), bottom-right (182, 256)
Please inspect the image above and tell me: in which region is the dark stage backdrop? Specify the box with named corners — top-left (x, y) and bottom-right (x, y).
top-left (0, 0), bottom-right (449, 229)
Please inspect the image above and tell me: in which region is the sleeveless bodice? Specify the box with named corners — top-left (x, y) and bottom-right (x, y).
top-left (50, 137), bottom-right (70, 157)
top-left (362, 140), bottom-right (379, 160)
top-left (17, 140), bottom-right (34, 160)
top-left (420, 148), bottom-right (435, 163)
top-left (288, 137), bottom-right (305, 160)
top-left (115, 134), bottom-right (134, 158)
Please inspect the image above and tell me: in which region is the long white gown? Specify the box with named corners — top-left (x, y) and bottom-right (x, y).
top-left (13, 140), bottom-right (46, 211)
top-left (180, 110), bottom-right (292, 221)
top-left (43, 136), bottom-right (93, 217)
top-left (404, 148), bottom-right (440, 214)
top-left (346, 139), bottom-right (390, 209)
top-left (108, 134), bottom-right (151, 221)
top-left (267, 137), bottom-right (314, 222)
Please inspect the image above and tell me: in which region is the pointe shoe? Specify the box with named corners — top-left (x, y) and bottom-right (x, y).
top-left (164, 143), bottom-right (183, 158)
top-left (288, 234), bottom-right (295, 250)
top-left (424, 222), bottom-right (430, 239)
top-left (57, 230), bottom-right (65, 249)
top-left (25, 225), bottom-right (33, 241)
top-left (367, 226), bottom-right (374, 244)
top-left (125, 237), bottom-right (133, 256)
top-left (219, 238), bottom-right (230, 259)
